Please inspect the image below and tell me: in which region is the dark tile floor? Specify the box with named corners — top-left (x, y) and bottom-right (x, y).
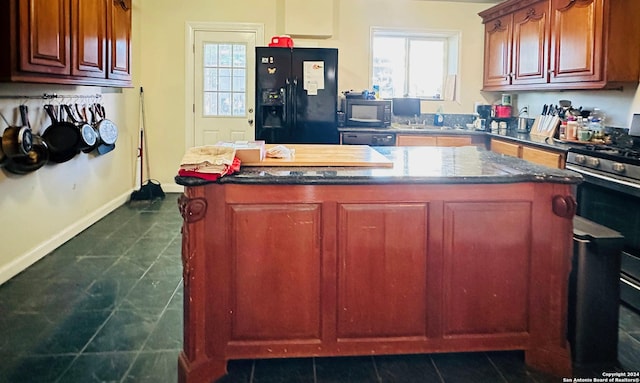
top-left (0, 193), bottom-right (638, 383)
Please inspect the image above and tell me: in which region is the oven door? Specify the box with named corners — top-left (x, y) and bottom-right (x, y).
top-left (566, 164), bottom-right (640, 311)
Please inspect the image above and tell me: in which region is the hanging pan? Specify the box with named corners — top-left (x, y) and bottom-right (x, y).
top-left (2, 105), bottom-right (33, 159)
top-left (5, 135), bottom-right (49, 175)
top-left (4, 105), bottom-right (49, 174)
top-left (93, 103), bottom-right (118, 155)
top-left (41, 104), bottom-right (81, 163)
top-left (62, 104), bottom-right (97, 152)
top-left (76, 103), bottom-right (100, 153)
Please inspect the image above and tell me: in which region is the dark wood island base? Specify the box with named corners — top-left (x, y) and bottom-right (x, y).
top-left (175, 146), bottom-right (580, 383)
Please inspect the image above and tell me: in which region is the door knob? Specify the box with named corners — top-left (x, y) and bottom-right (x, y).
top-left (248, 119), bottom-right (254, 126)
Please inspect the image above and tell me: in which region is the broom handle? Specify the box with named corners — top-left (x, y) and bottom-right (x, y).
top-left (140, 87), bottom-right (151, 182)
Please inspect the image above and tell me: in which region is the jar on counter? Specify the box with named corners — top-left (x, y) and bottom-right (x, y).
top-left (566, 120), bottom-right (578, 140)
top-left (559, 121), bottom-right (567, 139)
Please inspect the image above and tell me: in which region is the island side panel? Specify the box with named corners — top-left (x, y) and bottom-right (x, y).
top-left (178, 187), bottom-right (228, 383)
top-left (525, 182), bottom-right (574, 376)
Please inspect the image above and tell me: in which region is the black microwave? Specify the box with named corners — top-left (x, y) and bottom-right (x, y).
top-left (339, 99), bottom-right (392, 128)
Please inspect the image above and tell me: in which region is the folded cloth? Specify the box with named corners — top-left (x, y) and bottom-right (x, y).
top-left (178, 156), bottom-right (241, 181)
top-left (180, 145), bottom-right (236, 174)
top-left (266, 145), bottom-right (295, 159)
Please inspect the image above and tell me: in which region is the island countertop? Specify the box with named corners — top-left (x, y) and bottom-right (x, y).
top-left (175, 145), bottom-right (582, 186)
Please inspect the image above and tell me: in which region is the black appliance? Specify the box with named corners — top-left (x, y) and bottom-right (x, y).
top-left (569, 217), bottom-right (623, 364)
top-left (341, 132), bottom-right (396, 146)
top-left (565, 127), bottom-right (640, 312)
top-left (255, 47), bottom-right (338, 144)
top-left (340, 98), bottom-right (391, 128)
top-left (392, 97), bottom-right (421, 117)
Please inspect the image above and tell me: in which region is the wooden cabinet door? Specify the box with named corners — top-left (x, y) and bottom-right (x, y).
top-left (511, 1), bottom-right (549, 86)
top-left (18, 0), bottom-right (70, 75)
top-left (229, 204), bottom-right (322, 341)
top-left (436, 136), bottom-right (473, 147)
top-left (490, 139), bottom-right (521, 157)
top-left (397, 135), bottom-right (438, 146)
top-left (442, 201), bottom-right (532, 336)
top-left (72, 0), bottom-right (107, 78)
top-left (549, 0), bottom-right (604, 83)
top-left (483, 14), bottom-right (513, 88)
top-left (521, 146), bottom-right (565, 168)
top-left (337, 203), bottom-right (429, 339)
top-left (107, 0), bottom-right (132, 80)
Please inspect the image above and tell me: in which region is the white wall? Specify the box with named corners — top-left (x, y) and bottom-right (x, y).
top-left (516, 87), bottom-right (639, 128)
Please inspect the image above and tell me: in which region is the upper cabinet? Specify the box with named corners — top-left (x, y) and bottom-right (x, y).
top-left (0, 0), bottom-right (132, 87)
top-left (479, 0), bottom-right (640, 91)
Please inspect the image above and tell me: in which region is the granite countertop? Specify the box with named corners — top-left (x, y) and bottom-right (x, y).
top-left (176, 146), bottom-right (582, 187)
top-left (339, 125), bottom-right (487, 136)
top-left (487, 130), bottom-right (573, 152)
top-left (339, 126), bottom-right (572, 152)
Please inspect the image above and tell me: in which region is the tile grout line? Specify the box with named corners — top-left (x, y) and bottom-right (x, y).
top-left (118, 277), bottom-right (184, 383)
top-left (51, 207), bottom-right (178, 383)
top-left (429, 355), bottom-right (446, 383)
top-left (484, 352), bottom-right (510, 383)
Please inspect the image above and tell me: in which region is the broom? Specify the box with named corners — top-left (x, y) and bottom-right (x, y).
top-left (130, 87), bottom-right (165, 202)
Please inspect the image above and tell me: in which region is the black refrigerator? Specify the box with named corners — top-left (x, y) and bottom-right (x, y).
top-left (255, 47), bottom-right (339, 144)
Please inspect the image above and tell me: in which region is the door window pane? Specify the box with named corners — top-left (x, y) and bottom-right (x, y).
top-left (202, 42), bottom-right (247, 116)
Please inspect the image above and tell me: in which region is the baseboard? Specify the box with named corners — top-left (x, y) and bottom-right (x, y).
top-left (0, 189), bottom-right (133, 285)
top-left (162, 182), bottom-right (185, 194)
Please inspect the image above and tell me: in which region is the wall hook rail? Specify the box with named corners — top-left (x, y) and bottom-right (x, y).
top-left (0, 93), bottom-right (102, 100)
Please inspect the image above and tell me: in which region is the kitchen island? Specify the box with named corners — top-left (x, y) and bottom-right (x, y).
top-left (175, 146), bottom-right (582, 383)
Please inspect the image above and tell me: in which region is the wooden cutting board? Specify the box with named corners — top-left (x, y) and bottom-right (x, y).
top-left (242, 144), bottom-right (393, 167)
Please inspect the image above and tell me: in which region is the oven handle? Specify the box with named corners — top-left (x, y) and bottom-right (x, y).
top-left (566, 165), bottom-right (640, 190)
top-left (621, 276), bottom-right (640, 291)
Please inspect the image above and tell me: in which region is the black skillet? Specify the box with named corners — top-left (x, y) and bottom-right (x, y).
top-left (42, 104), bottom-right (81, 163)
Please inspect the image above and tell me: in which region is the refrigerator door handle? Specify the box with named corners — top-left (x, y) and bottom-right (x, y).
top-left (285, 78), bottom-right (291, 127)
top-left (292, 77), bottom-right (298, 128)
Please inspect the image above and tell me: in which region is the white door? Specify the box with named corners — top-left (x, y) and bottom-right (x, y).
top-left (193, 30), bottom-right (256, 145)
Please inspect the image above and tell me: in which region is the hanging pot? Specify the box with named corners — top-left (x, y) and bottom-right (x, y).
top-left (93, 103), bottom-right (118, 155)
top-left (4, 106), bottom-right (48, 174)
top-left (41, 104), bottom-right (81, 163)
top-left (76, 103), bottom-right (101, 153)
top-left (2, 105), bottom-right (33, 158)
top-left (62, 104), bottom-right (97, 152)
top-left (4, 135), bottom-right (49, 174)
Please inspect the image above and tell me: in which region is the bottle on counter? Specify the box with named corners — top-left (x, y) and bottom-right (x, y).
top-left (559, 121), bottom-right (567, 139)
top-left (372, 85), bottom-right (380, 99)
top-left (434, 106), bottom-right (444, 126)
top-left (566, 119), bottom-right (578, 140)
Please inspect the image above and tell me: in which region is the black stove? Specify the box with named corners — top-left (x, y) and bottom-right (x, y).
top-left (566, 132), bottom-right (640, 184)
top-left (565, 129), bottom-right (640, 313)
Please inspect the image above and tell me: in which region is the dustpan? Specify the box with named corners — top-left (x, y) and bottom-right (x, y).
top-left (130, 87), bottom-right (165, 202)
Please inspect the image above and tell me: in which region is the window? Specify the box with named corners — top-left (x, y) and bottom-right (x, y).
top-left (371, 28), bottom-right (459, 100)
top-left (203, 43), bottom-right (247, 116)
